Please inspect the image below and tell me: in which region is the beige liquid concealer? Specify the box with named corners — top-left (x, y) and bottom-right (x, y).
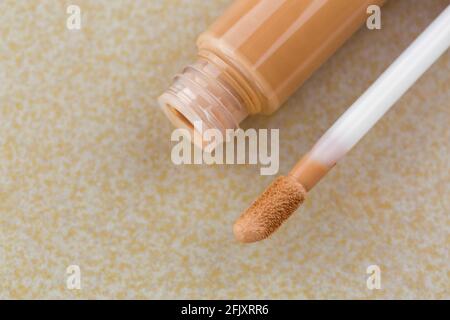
top-left (159, 0), bottom-right (385, 147)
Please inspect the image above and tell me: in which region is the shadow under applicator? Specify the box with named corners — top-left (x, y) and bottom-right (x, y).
top-left (234, 5), bottom-right (450, 243)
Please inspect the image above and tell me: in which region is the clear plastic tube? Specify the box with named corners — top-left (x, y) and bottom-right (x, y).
top-left (159, 0), bottom-right (384, 147)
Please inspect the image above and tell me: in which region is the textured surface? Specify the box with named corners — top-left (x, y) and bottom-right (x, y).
top-left (0, 0), bottom-right (449, 299)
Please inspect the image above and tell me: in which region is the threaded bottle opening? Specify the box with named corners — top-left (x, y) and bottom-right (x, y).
top-left (158, 56), bottom-right (250, 149)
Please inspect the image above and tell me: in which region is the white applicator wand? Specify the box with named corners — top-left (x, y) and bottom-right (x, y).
top-left (234, 5), bottom-right (450, 243)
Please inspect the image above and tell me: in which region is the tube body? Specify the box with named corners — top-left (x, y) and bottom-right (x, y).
top-left (159, 0), bottom-right (384, 146)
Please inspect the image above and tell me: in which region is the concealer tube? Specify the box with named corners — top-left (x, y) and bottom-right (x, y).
top-left (159, 0), bottom-right (385, 147)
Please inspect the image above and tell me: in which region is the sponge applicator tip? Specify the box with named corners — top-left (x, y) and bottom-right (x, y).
top-left (233, 176), bottom-right (306, 243)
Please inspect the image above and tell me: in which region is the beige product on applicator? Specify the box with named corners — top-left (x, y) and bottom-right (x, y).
top-left (234, 5), bottom-right (450, 243)
top-left (159, 0), bottom-right (385, 148)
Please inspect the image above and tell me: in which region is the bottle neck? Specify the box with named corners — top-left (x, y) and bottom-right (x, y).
top-left (158, 50), bottom-right (263, 148)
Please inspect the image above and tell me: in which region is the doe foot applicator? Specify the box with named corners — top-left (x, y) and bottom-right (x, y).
top-left (234, 158), bottom-right (330, 243)
top-left (234, 5), bottom-right (450, 243)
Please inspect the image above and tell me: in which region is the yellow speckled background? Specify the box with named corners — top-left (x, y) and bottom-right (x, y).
top-left (0, 0), bottom-right (449, 299)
